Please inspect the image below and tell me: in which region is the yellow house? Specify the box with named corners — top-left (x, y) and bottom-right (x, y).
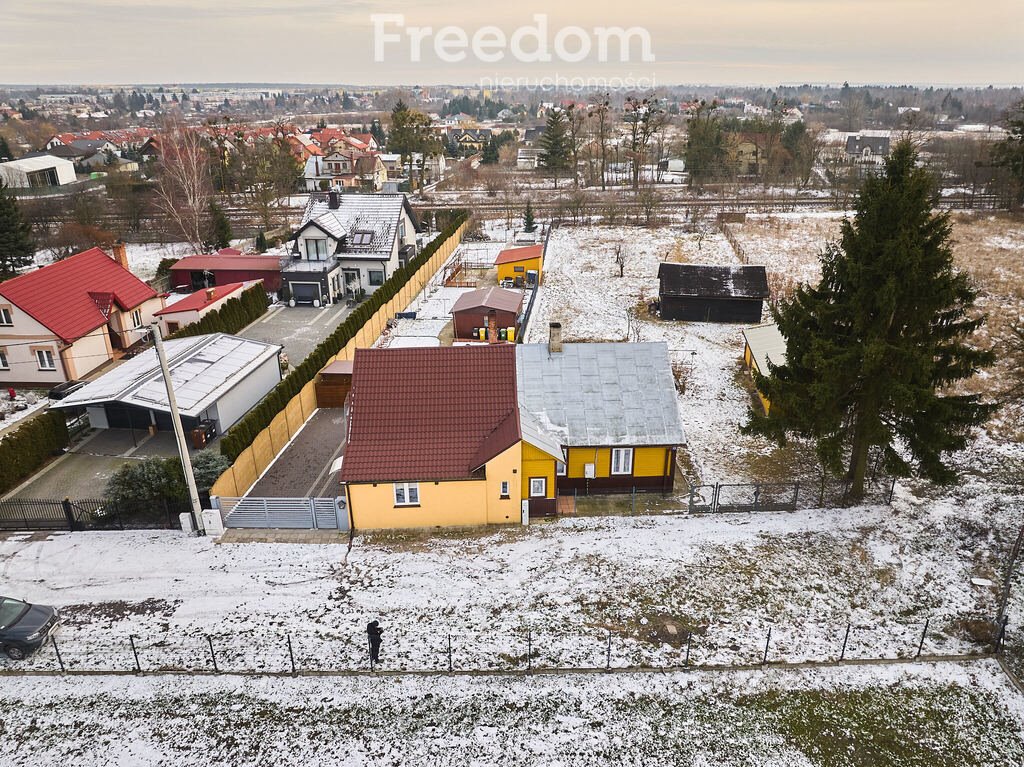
top-left (515, 326), bottom-right (686, 515)
top-left (741, 322), bottom-right (787, 415)
top-left (495, 244), bottom-right (543, 287)
top-left (341, 345), bottom-right (561, 530)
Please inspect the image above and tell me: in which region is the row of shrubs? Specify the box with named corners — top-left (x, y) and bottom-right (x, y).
top-left (219, 211), bottom-right (468, 461)
top-left (0, 411), bottom-right (69, 495)
top-left (168, 282), bottom-right (270, 340)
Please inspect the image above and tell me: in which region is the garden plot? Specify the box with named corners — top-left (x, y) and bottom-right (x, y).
top-left (1, 661), bottom-right (1022, 767)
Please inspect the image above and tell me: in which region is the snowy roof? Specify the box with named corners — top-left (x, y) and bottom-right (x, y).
top-left (295, 193), bottom-right (418, 258)
top-left (742, 323), bottom-right (787, 374)
top-left (0, 154), bottom-right (74, 172)
top-left (54, 333), bottom-right (281, 418)
top-left (515, 342), bottom-right (686, 447)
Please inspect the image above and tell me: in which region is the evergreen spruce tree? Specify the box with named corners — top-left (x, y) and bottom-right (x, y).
top-left (255, 231), bottom-right (268, 252)
top-left (0, 183), bottom-right (35, 280)
top-left (204, 202), bottom-right (233, 251)
top-left (538, 109), bottom-right (571, 188)
top-left (481, 137), bottom-right (499, 164)
top-left (523, 200), bottom-right (537, 233)
top-left (745, 141), bottom-right (995, 498)
top-left (993, 99), bottom-right (1024, 207)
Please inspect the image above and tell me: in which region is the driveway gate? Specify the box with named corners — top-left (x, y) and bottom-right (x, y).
top-left (216, 497), bottom-right (348, 530)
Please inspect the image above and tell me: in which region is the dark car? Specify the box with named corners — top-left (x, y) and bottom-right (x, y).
top-left (48, 380), bottom-right (87, 400)
top-left (0, 596), bottom-right (60, 660)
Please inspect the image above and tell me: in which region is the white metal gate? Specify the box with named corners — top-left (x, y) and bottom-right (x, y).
top-left (216, 497), bottom-right (348, 530)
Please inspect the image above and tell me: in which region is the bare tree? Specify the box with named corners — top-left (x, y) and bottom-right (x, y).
top-left (625, 306), bottom-right (643, 342)
top-left (153, 118), bottom-right (213, 250)
top-left (588, 94), bottom-right (612, 191)
top-left (565, 103), bottom-right (588, 189)
top-left (613, 243), bottom-right (626, 277)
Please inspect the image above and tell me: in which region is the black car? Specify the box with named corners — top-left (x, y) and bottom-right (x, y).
top-left (0, 596), bottom-right (59, 660)
top-left (47, 380), bottom-right (87, 401)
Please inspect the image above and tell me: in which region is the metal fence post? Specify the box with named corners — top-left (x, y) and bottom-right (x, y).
top-left (287, 634), bottom-right (296, 676)
top-left (762, 627), bottom-right (771, 666)
top-left (792, 481), bottom-right (800, 510)
top-left (840, 623), bottom-right (851, 661)
top-left (51, 635), bottom-right (65, 673)
top-left (631, 488), bottom-right (636, 514)
top-left (685, 632), bottom-right (691, 667)
top-left (447, 634), bottom-right (453, 672)
top-left (606, 630), bottom-right (612, 670)
top-left (61, 498), bottom-right (76, 532)
top-left (916, 618), bottom-right (930, 659)
top-left (819, 475), bottom-right (826, 507)
top-left (207, 635), bottom-right (219, 673)
top-left (526, 629), bottom-right (532, 672)
top-left (129, 635), bottom-right (141, 673)
top-left (888, 477), bottom-right (897, 505)
top-left (996, 617), bottom-right (1009, 654)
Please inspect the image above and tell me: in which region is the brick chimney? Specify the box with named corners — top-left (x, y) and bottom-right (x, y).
top-left (328, 190), bottom-right (340, 210)
top-left (488, 310), bottom-right (499, 344)
top-left (111, 241), bottom-right (129, 270)
top-left (548, 322), bottom-right (563, 353)
top-left (205, 287), bottom-right (216, 301)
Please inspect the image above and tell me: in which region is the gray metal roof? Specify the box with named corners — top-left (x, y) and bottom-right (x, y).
top-left (515, 342), bottom-right (687, 447)
top-left (55, 333), bottom-right (281, 418)
top-left (742, 323), bottom-right (787, 374)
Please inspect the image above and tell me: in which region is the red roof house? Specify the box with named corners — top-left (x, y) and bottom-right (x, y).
top-left (169, 253), bottom-right (283, 293)
top-left (0, 246), bottom-right (165, 384)
top-left (154, 281), bottom-right (256, 336)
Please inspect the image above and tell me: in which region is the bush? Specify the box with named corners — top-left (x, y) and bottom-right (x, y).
top-left (219, 210), bottom-right (468, 461)
top-left (104, 449), bottom-right (228, 507)
top-left (0, 411), bottom-right (70, 495)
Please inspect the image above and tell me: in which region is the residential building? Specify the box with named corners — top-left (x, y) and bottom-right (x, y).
top-left (517, 148), bottom-right (542, 170)
top-left (845, 135), bottom-right (891, 164)
top-left (168, 253), bottom-right (284, 294)
top-left (0, 155), bottom-right (76, 188)
top-left (741, 322), bottom-right (787, 415)
top-left (54, 333), bottom-right (282, 436)
top-left (0, 245), bottom-right (164, 386)
top-left (154, 281), bottom-right (257, 336)
top-left (657, 263), bottom-right (769, 323)
top-left (285, 192), bottom-right (420, 305)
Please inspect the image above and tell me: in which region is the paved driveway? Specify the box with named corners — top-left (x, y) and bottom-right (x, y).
top-left (248, 408), bottom-right (346, 498)
top-left (239, 303), bottom-right (352, 365)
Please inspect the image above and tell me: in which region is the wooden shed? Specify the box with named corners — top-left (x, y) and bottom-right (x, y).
top-left (450, 287), bottom-right (523, 342)
top-left (657, 263), bottom-right (768, 323)
top-left (314, 359), bottom-right (354, 408)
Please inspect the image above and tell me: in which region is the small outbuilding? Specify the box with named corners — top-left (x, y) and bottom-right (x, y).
top-left (169, 253), bottom-right (284, 294)
top-left (741, 323), bottom-right (787, 415)
top-left (495, 244), bottom-right (543, 287)
top-left (0, 155), bottom-right (76, 188)
top-left (154, 281), bottom-right (257, 336)
top-left (450, 287), bottom-right (523, 342)
top-left (657, 263), bottom-right (768, 323)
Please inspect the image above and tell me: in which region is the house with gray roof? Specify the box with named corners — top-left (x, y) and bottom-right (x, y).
top-left (284, 191), bottom-right (420, 306)
top-left (845, 134), bottom-right (891, 164)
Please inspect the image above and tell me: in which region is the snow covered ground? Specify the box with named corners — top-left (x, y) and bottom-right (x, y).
top-left (0, 390), bottom-right (48, 436)
top-left (1, 661), bottom-right (1021, 766)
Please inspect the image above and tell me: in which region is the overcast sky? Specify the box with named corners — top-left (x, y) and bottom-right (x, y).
top-left (1, 0), bottom-right (1021, 87)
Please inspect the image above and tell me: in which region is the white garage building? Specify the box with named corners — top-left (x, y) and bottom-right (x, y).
top-left (55, 333), bottom-right (282, 436)
top-left (0, 155), bottom-right (77, 188)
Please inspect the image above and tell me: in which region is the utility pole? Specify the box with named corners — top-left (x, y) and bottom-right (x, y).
top-left (150, 321), bottom-right (205, 534)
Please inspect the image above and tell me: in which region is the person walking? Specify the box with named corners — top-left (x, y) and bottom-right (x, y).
top-left (366, 620), bottom-right (384, 668)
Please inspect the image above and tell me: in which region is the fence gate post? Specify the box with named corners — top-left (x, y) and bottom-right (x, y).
top-left (308, 498), bottom-right (318, 530)
top-left (61, 498), bottom-right (76, 532)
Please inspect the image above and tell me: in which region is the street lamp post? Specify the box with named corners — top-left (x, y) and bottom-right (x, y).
top-left (150, 320), bottom-right (205, 534)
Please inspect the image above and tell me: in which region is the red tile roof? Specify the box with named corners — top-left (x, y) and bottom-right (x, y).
top-left (0, 247), bottom-right (157, 342)
top-left (495, 244), bottom-right (543, 265)
top-left (341, 346), bottom-right (519, 483)
top-left (451, 287), bottom-right (524, 315)
top-left (154, 282), bottom-right (246, 316)
top-left (170, 254), bottom-right (283, 272)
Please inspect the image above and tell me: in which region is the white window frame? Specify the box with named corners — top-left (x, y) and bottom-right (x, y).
top-left (611, 448), bottom-right (633, 475)
top-left (499, 480), bottom-right (510, 498)
top-left (35, 348), bottom-right (56, 371)
top-left (0, 307), bottom-right (12, 326)
top-left (131, 308), bottom-right (143, 329)
top-left (305, 238), bottom-right (328, 260)
top-left (556, 460), bottom-right (567, 476)
top-left (393, 482), bottom-right (420, 506)
top-left (351, 230), bottom-right (373, 247)
top-left (529, 477), bottom-right (546, 498)
top-left (0, 348), bottom-right (8, 370)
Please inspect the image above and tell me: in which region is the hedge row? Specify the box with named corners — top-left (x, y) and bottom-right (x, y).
top-left (0, 410), bottom-right (69, 495)
top-left (168, 282), bottom-right (270, 340)
top-left (219, 211), bottom-right (468, 461)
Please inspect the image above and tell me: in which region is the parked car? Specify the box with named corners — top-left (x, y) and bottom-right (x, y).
top-left (0, 596), bottom-right (60, 660)
top-left (48, 380), bottom-right (87, 400)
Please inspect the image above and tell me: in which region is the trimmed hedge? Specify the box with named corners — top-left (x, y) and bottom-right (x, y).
top-left (169, 282), bottom-right (270, 340)
top-left (219, 211), bottom-right (468, 461)
top-left (0, 410), bottom-right (69, 495)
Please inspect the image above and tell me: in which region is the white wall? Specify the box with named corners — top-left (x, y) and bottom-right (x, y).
top-left (210, 354), bottom-right (281, 432)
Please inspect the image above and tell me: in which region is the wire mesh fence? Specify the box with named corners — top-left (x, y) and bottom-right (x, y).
top-left (7, 614), bottom-right (998, 676)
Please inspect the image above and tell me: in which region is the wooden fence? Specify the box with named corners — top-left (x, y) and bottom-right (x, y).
top-left (209, 222), bottom-right (468, 498)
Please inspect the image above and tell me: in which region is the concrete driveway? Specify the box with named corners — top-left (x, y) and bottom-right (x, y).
top-left (239, 302), bottom-right (353, 365)
top-left (247, 408), bottom-right (346, 498)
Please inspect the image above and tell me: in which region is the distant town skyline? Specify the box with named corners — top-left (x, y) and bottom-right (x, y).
top-left (1, 0), bottom-right (1021, 88)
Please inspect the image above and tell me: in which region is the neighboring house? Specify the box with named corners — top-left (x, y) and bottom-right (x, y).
top-left (517, 148), bottom-right (542, 170)
top-left (54, 333), bottom-right (281, 435)
top-left (339, 328), bottom-right (686, 529)
top-left (450, 287), bottom-right (523, 342)
top-left (845, 135), bottom-right (891, 164)
top-left (154, 281), bottom-right (257, 336)
top-left (168, 254), bottom-right (283, 294)
top-left (495, 244), bottom-right (543, 287)
top-left (729, 133), bottom-right (762, 176)
top-left (285, 192), bottom-right (420, 305)
top-left (341, 345), bottom-right (548, 529)
top-left (0, 245), bottom-right (164, 386)
top-left (522, 127), bottom-right (545, 146)
top-left (0, 155), bottom-right (76, 188)
top-left (306, 151), bottom-right (388, 191)
top-left (741, 322), bottom-right (787, 415)
top-left (515, 328), bottom-right (686, 513)
top-left (657, 263), bottom-right (769, 323)
top-left (448, 128), bottom-right (491, 153)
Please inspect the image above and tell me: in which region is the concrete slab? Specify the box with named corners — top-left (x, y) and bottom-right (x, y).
top-left (216, 528), bottom-right (349, 544)
top-left (239, 302), bottom-right (353, 365)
